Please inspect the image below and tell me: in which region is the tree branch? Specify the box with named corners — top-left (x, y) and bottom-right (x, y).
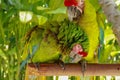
top-left (26, 63), bottom-right (120, 76)
top-left (99, 0), bottom-right (120, 45)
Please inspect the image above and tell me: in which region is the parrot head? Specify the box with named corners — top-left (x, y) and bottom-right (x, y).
top-left (69, 44), bottom-right (87, 63)
top-left (64, 0), bottom-right (84, 22)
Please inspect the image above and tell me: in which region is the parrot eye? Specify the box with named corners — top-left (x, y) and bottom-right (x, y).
top-left (77, 45), bottom-right (81, 48)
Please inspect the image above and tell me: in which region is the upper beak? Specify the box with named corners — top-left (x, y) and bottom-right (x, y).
top-left (67, 6), bottom-right (81, 22)
top-left (67, 7), bottom-right (74, 21)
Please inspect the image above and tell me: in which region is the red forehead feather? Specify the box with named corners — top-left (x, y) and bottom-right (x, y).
top-left (64, 0), bottom-right (78, 6)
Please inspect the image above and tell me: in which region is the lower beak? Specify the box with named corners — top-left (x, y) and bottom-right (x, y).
top-left (69, 54), bottom-right (82, 63)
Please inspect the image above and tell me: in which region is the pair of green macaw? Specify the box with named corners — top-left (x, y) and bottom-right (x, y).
top-left (21, 0), bottom-right (100, 70)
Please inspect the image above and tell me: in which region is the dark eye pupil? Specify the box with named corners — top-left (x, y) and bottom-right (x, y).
top-left (78, 45), bottom-right (80, 48)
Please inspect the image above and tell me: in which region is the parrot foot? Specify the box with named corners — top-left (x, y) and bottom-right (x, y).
top-left (34, 63), bottom-right (40, 71)
top-left (58, 60), bottom-right (65, 70)
top-left (55, 55), bottom-right (65, 70)
top-left (79, 59), bottom-right (87, 77)
top-left (55, 60), bottom-right (65, 70)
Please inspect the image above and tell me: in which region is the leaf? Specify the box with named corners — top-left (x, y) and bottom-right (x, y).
top-left (0, 23), bottom-right (5, 44)
top-left (31, 1), bottom-right (48, 15)
top-left (104, 27), bottom-right (115, 45)
top-left (7, 47), bottom-right (16, 55)
top-left (19, 11), bottom-right (33, 23)
top-left (47, 7), bottom-right (66, 14)
top-left (96, 27), bottom-right (104, 60)
top-left (0, 49), bottom-right (7, 61)
top-left (99, 44), bottom-right (113, 63)
top-left (1, 1), bottom-right (8, 10)
top-left (52, 14), bottom-right (67, 22)
top-left (49, 0), bottom-right (64, 9)
top-left (8, 0), bottom-right (14, 5)
top-left (2, 8), bottom-right (17, 25)
top-left (111, 51), bottom-right (120, 57)
top-left (37, 15), bottom-right (48, 25)
top-left (97, 12), bottom-right (106, 29)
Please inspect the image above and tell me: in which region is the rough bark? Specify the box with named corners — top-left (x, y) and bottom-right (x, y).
top-left (26, 63), bottom-right (120, 76)
top-left (99, 0), bottom-right (120, 45)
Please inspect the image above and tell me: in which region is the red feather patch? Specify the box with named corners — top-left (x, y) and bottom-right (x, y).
top-left (64, 0), bottom-right (78, 6)
top-left (78, 51), bottom-right (87, 57)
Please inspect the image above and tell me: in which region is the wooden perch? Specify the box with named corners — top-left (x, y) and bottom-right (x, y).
top-left (26, 63), bottom-right (120, 76)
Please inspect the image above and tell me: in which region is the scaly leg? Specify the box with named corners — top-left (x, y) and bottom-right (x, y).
top-left (55, 55), bottom-right (65, 70)
top-left (34, 62), bottom-right (40, 71)
top-left (79, 59), bottom-right (87, 77)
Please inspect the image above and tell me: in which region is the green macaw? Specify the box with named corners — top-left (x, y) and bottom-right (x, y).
top-left (64, 0), bottom-right (99, 62)
top-left (21, 20), bottom-right (89, 69)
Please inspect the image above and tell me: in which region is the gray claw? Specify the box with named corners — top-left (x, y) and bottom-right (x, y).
top-left (58, 60), bottom-right (65, 70)
top-left (57, 55), bottom-right (65, 70)
top-left (34, 63), bottom-right (40, 71)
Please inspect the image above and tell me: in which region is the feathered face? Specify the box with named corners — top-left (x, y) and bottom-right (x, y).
top-left (69, 44), bottom-right (87, 63)
top-left (72, 44), bottom-right (83, 53)
top-left (64, 0), bottom-right (84, 21)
